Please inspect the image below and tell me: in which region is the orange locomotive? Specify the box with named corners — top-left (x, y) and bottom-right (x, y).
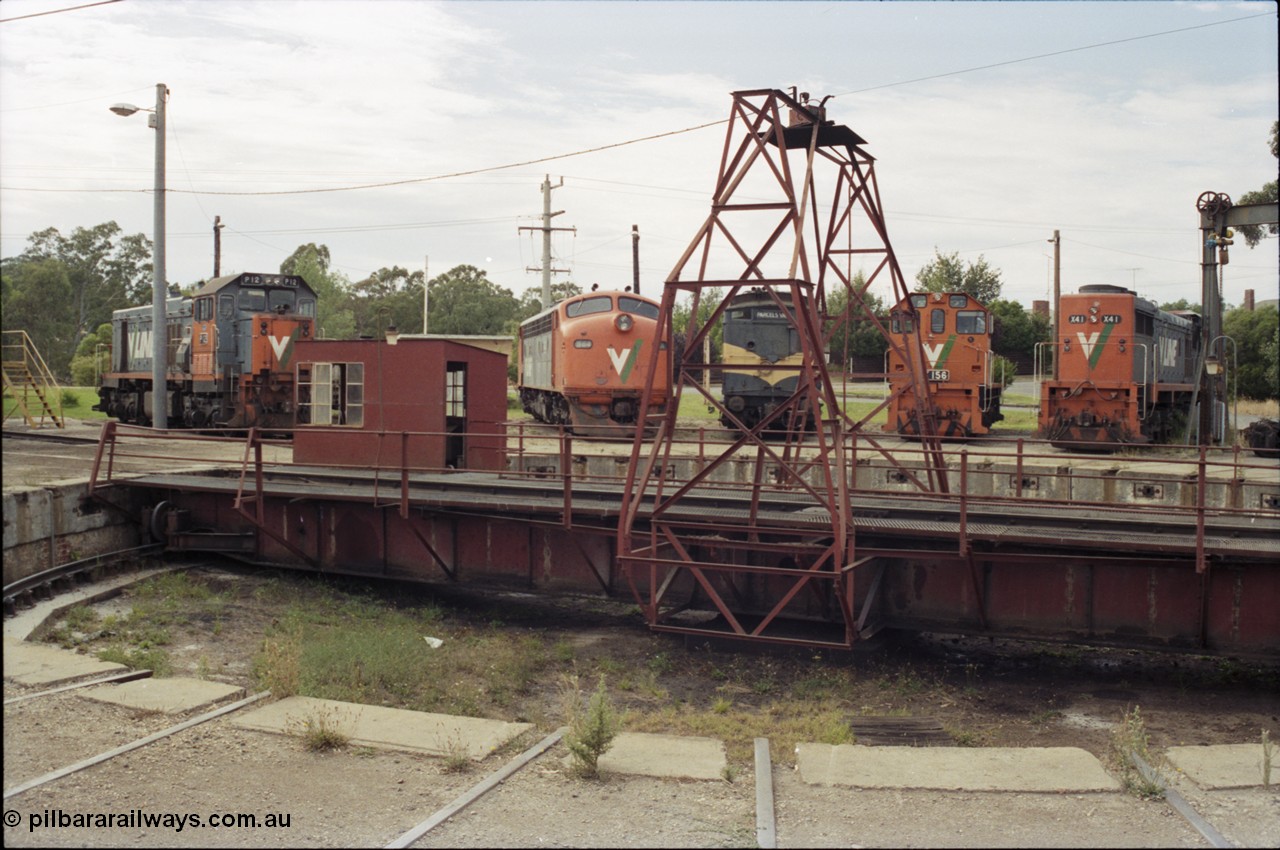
top-left (884, 291), bottom-right (1003, 438)
top-left (517, 289), bottom-right (672, 436)
top-left (1039, 284), bottom-right (1200, 448)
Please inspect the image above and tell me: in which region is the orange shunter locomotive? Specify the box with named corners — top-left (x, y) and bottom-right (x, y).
top-left (885, 291), bottom-right (1003, 438)
top-left (1039, 284), bottom-right (1200, 448)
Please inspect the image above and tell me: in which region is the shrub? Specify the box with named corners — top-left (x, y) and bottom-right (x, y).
top-left (564, 674), bottom-right (619, 778)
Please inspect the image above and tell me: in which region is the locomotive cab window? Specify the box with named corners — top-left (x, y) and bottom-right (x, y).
top-left (618, 296), bottom-right (659, 319)
top-left (296, 361), bottom-right (363, 427)
top-left (949, 295), bottom-right (969, 308)
top-left (890, 312), bottom-right (915, 334)
top-left (910, 295), bottom-right (928, 309)
top-left (219, 294), bottom-right (235, 318)
top-left (930, 309), bottom-right (946, 334)
top-left (195, 297), bottom-right (213, 322)
top-left (565, 296), bottom-right (613, 318)
top-left (955, 311), bottom-right (988, 334)
top-left (268, 289), bottom-right (295, 312)
top-left (297, 298), bottom-right (316, 317)
top-left (239, 290), bottom-right (267, 313)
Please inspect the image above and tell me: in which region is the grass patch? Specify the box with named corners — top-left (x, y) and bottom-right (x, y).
top-left (97, 645), bottom-right (172, 676)
top-left (252, 583), bottom-right (553, 719)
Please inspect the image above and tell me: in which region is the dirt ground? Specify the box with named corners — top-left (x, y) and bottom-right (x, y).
top-left (4, 563), bottom-right (1278, 848)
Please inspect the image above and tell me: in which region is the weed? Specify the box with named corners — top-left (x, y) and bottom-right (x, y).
top-left (712, 697), bottom-right (733, 715)
top-left (553, 639), bottom-right (575, 663)
top-left (63, 605), bottom-right (101, 632)
top-left (97, 645), bottom-right (171, 676)
top-left (254, 630), bottom-right (302, 697)
top-left (563, 674), bottom-right (620, 779)
top-left (195, 655), bottom-right (212, 680)
top-left (1263, 729), bottom-right (1273, 789)
top-left (289, 705), bottom-right (352, 752)
top-left (720, 763), bottom-right (739, 783)
top-left (441, 735), bottom-right (472, 773)
top-left (1109, 706), bottom-right (1164, 799)
top-left (647, 652), bottom-right (673, 675)
top-left (950, 728), bottom-right (980, 747)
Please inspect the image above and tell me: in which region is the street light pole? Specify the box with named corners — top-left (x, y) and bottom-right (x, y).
top-left (111, 83), bottom-right (168, 429)
top-left (151, 83), bottom-right (167, 429)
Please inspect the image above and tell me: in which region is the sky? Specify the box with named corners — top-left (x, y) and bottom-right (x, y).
top-left (1, 0), bottom-right (1276, 315)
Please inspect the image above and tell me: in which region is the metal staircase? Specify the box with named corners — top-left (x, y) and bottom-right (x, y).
top-left (2, 330), bottom-right (65, 429)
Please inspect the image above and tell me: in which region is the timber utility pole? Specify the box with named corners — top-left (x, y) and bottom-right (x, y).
top-left (1048, 229), bottom-right (1061, 380)
top-left (519, 175), bottom-right (575, 308)
top-left (213, 215), bottom-right (224, 278)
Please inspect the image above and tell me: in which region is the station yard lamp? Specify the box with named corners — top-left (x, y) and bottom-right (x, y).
top-left (109, 83), bottom-right (169, 429)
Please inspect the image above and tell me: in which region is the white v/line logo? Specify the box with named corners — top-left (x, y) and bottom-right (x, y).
top-left (1076, 331), bottom-right (1100, 361)
top-left (268, 335), bottom-right (292, 360)
top-left (607, 347), bottom-right (632, 375)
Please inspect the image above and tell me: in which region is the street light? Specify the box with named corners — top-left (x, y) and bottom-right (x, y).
top-left (109, 83), bottom-right (168, 429)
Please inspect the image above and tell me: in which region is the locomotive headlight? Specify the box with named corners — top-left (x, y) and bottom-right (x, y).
top-left (260, 320), bottom-right (269, 335)
top-left (615, 314), bottom-right (634, 333)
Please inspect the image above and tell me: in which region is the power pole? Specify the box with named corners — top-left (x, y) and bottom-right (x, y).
top-left (213, 215), bottom-right (224, 278)
top-left (631, 224), bottom-right (641, 295)
top-left (1048, 229), bottom-right (1061, 380)
top-left (518, 175), bottom-right (575, 308)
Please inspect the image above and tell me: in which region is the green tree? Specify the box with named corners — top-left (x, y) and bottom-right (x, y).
top-left (350, 266), bottom-right (426, 336)
top-left (671, 287), bottom-right (723, 363)
top-left (5, 222), bottom-right (151, 376)
top-left (514, 281), bottom-right (584, 323)
top-left (68, 322), bottom-right (114, 386)
top-left (1159, 299), bottom-right (1201, 313)
top-left (1236, 121), bottom-right (1278, 249)
top-left (281, 244), bottom-right (354, 339)
top-left (988, 299), bottom-right (1050, 362)
top-left (915, 249), bottom-right (1003, 305)
top-left (824, 272), bottom-right (889, 363)
top-left (426, 265), bottom-right (518, 335)
top-left (0, 257), bottom-right (76, 378)
top-left (1223, 304), bottom-right (1279, 400)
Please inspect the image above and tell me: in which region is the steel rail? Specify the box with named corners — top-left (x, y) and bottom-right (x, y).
top-left (3, 543), bottom-right (164, 611)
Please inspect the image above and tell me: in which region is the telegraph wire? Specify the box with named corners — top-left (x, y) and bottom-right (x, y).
top-left (0, 0), bottom-right (122, 24)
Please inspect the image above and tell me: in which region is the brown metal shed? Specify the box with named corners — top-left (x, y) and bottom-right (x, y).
top-left (291, 337), bottom-right (508, 471)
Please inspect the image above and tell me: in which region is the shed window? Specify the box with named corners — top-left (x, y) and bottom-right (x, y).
top-left (297, 361), bottom-right (363, 427)
top-left (446, 363), bottom-right (466, 418)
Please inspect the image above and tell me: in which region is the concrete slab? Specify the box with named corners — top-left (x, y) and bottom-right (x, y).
top-left (1165, 743), bottom-right (1275, 789)
top-left (232, 695), bottom-right (533, 761)
top-left (81, 676), bottom-right (245, 715)
top-left (797, 743), bottom-right (1120, 792)
top-left (597, 732), bottom-right (726, 781)
top-left (2, 637), bottom-right (127, 686)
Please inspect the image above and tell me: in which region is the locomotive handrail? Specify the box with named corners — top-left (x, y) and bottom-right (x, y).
top-left (1135, 343), bottom-right (1151, 422)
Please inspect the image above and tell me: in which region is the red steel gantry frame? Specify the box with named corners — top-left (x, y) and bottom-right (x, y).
top-left (618, 88), bottom-right (947, 648)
